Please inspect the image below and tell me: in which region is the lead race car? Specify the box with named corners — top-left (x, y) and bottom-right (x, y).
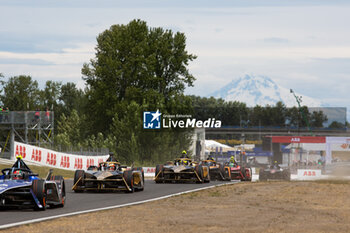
top-left (0, 155), bottom-right (66, 210)
top-left (155, 158), bottom-right (210, 183)
top-left (72, 161), bottom-right (144, 193)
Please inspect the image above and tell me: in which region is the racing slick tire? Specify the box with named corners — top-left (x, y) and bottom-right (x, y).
top-left (240, 167), bottom-right (247, 181)
top-left (123, 170), bottom-right (135, 193)
top-left (132, 167), bottom-right (144, 191)
top-left (49, 175), bottom-right (66, 207)
top-left (195, 165), bottom-right (204, 183)
top-left (138, 174), bottom-right (145, 191)
top-left (217, 163), bottom-right (224, 181)
top-left (221, 165), bottom-right (230, 181)
top-left (155, 164), bottom-right (164, 183)
top-left (245, 168), bottom-right (252, 182)
top-left (73, 170), bottom-right (85, 192)
top-left (204, 168), bottom-right (210, 183)
top-left (32, 179), bottom-right (47, 210)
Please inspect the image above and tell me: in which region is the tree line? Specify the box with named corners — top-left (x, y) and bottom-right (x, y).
top-left (189, 96), bottom-right (337, 128)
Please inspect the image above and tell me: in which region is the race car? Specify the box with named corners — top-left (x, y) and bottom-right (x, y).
top-left (72, 161), bottom-right (144, 193)
top-left (0, 156), bottom-right (66, 210)
top-left (223, 161), bottom-right (252, 182)
top-left (155, 158), bottom-right (210, 183)
top-left (200, 159), bottom-right (227, 181)
top-left (259, 164), bottom-right (291, 181)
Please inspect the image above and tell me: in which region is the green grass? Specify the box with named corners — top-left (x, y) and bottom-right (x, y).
top-left (0, 163), bottom-right (75, 178)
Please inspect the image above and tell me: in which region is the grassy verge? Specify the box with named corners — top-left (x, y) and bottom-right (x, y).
top-left (0, 163), bottom-right (74, 178)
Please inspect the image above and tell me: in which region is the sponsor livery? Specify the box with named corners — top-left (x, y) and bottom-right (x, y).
top-left (0, 156), bottom-right (66, 210)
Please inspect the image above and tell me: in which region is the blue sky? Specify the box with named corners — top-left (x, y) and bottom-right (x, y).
top-left (1, 0), bottom-right (350, 120)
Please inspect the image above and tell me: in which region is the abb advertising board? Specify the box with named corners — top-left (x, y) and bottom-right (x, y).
top-left (143, 167), bottom-right (156, 177)
top-left (271, 136), bottom-right (326, 144)
top-left (13, 141), bottom-right (109, 171)
top-left (297, 169), bottom-right (322, 180)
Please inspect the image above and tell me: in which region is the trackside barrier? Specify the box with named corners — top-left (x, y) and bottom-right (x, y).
top-left (13, 141), bottom-right (109, 171)
top-left (143, 167), bottom-right (156, 177)
top-left (297, 169), bottom-right (322, 180)
top-left (251, 167), bottom-right (256, 174)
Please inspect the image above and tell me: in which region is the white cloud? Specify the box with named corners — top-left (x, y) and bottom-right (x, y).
top-left (0, 2), bottom-right (350, 119)
top-left (0, 43), bottom-right (95, 65)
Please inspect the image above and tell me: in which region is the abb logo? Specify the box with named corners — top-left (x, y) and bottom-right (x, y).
top-left (146, 168), bottom-right (155, 173)
top-left (341, 144), bottom-right (349, 149)
top-left (15, 145), bottom-right (27, 158)
top-left (74, 158), bottom-right (83, 169)
top-left (98, 158), bottom-right (104, 164)
top-left (31, 149), bottom-right (42, 162)
top-left (303, 171), bottom-right (316, 176)
top-left (46, 153), bottom-right (57, 166)
top-left (60, 156), bottom-right (70, 168)
top-left (291, 137), bottom-right (300, 142)
top-left (86, 159), bottom-right (95, 168)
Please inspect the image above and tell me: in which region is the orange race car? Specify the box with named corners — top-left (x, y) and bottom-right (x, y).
top-left (200, 158), bottom-right (228, 181)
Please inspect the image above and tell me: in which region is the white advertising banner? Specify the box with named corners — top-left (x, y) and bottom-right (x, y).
top-left (297, 169), bottom-right (322, 180)
top-left (325, 137), bottom-right (350, 164)
top-left (13, 141), bottom-right (109, 171)
top-left (143, 167), bottom-right (156, 177)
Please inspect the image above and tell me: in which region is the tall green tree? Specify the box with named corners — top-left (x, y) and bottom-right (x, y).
top-left (250, 105), bottom-right (265, 126)
top-left (40, 80), bottom-right (61, 110)
top-left (286, 107), bottom-right (300, 127)
top-left (55, 109), bottom-right (83, 150)
top-left (108, 101), bottom-right (192, 164)
top-left (0, 75), bottom-right (40, 110)
top-left (82, 19), bottom-right (197, 133)
top-left (328, 121), bottom-right (345, 129)
top-left (0, 73), bottom-right (3, 105)
top-left (58, 82), bottom-right (87, 117)
top-left (271, 101), bottom-right (287, 127)
top-left (310, 110), bottom-right (328, 127)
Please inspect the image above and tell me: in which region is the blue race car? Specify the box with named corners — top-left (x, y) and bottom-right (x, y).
top-left (0, 156), bottom-right (66, 210)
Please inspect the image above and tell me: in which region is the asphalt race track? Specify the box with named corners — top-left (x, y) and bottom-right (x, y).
top-left (0, 179), bottom-right (232, 227)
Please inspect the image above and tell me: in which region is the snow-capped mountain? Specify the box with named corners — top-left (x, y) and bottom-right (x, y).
top-left (209, 74), bottom-right (322, 107)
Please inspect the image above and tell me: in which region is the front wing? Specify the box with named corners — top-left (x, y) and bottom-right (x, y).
top-left (72, 172), bottom-right (143, 192)
top-left (154, 169), bottom-right (207, 183)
